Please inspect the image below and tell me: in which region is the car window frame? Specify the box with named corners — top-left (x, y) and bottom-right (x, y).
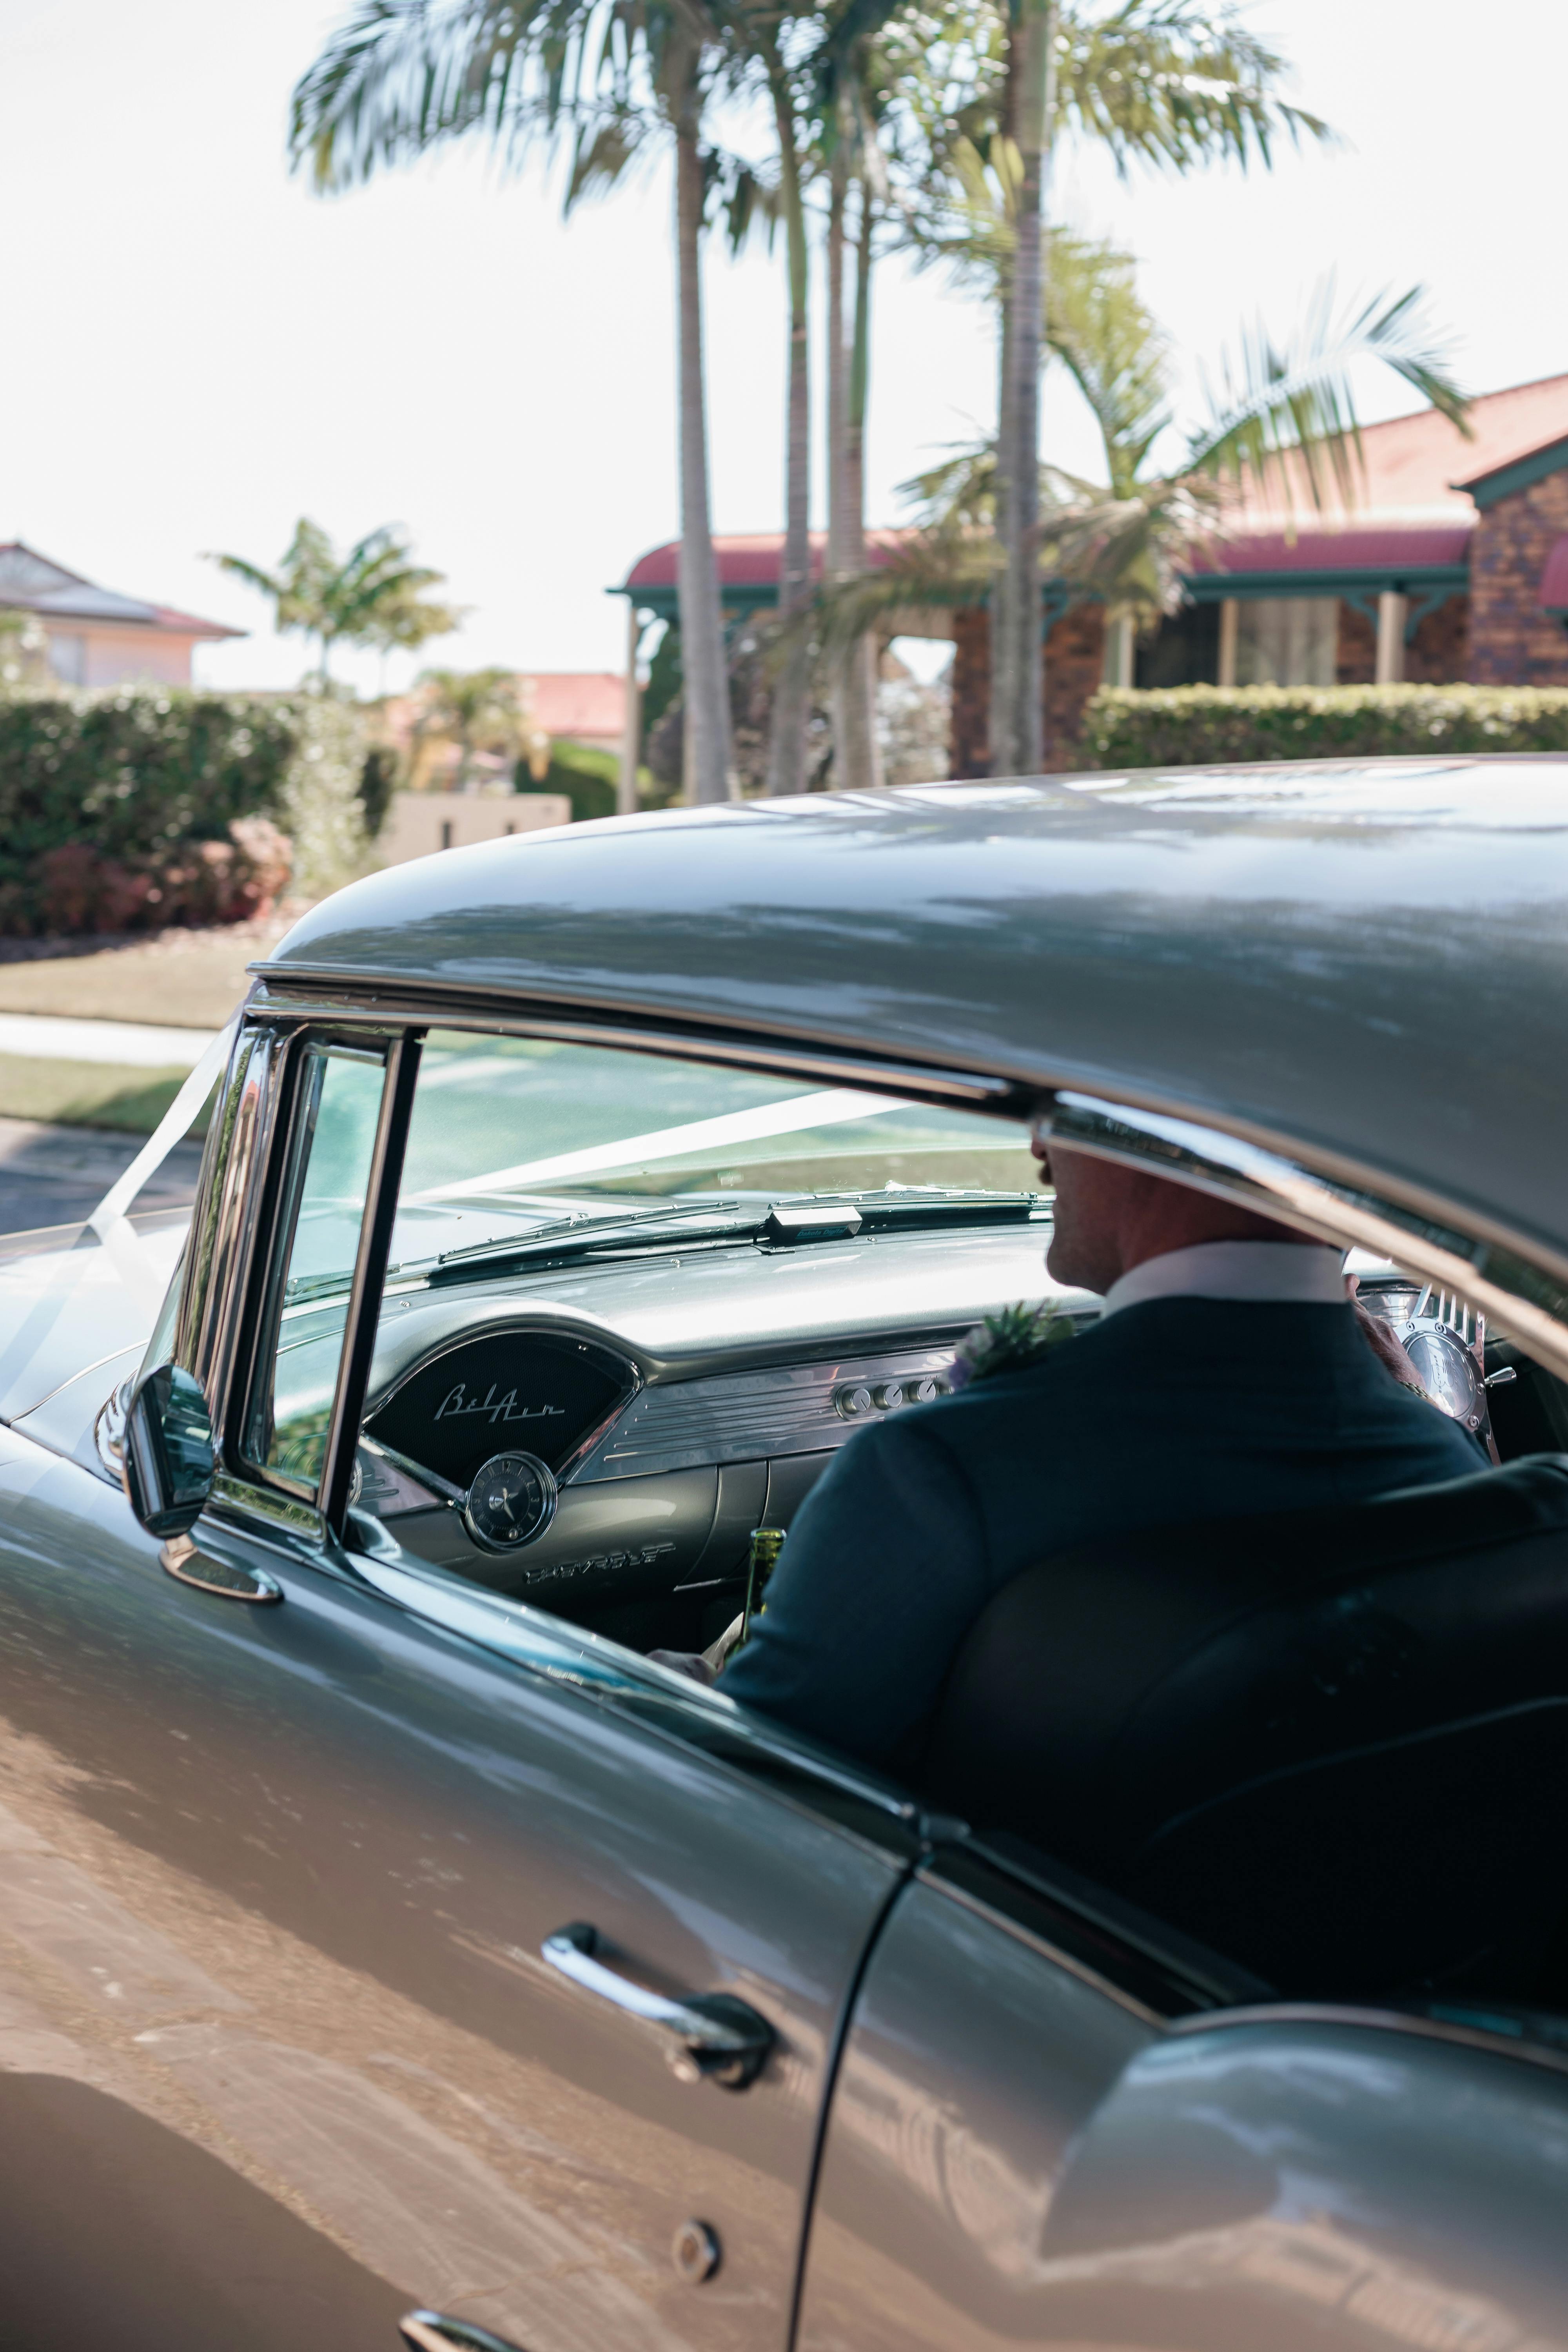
top-left (191, 1017), bottom-right (419, 1537)
top-left (236, 1029), bottom-right (393, 1501)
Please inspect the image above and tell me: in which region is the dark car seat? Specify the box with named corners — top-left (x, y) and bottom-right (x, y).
top-left (918, 1455), bottom-right (1568, 2000)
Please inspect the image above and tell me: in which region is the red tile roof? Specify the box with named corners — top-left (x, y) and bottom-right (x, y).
top-left (149, 603), bottom-right (243, 641)
top-left (1228, 374), bottom-right (1568, 529)
top-left (1192, 523), bottom-right (1474, 575)
top-left (620, 377), bottom-right (1568, 598)
top-left (517, 671), bottom-right (625, 741)
top-left (622, 530), bottom-right (908, 592)
top-left (0, 544), bottom-right (241, 638)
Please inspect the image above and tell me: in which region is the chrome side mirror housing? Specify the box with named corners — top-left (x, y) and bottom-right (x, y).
top-left (122, 1364), bottom-right (216, 1537)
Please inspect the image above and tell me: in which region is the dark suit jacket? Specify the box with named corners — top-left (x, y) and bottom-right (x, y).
top-left (721, 1299), bottom-right (1485, 1770)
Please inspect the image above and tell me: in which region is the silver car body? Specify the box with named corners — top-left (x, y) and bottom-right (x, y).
top-left (0, 759), bottom-right (1566, 2352)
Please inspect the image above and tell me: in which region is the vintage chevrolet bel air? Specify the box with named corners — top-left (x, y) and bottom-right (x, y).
top-left (2, 760), bottom-right (1568, 2352)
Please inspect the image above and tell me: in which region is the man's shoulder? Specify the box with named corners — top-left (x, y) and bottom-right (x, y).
top-left (887, 1316), bottom-right (1118, 1450)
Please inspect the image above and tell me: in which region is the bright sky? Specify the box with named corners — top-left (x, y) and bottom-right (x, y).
top-left (3, 0), bottom-right (1563, 693)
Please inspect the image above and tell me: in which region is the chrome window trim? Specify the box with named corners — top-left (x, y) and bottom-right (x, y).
top-left (1171, 2000), bottom-right (1568, 2085)
top-left (243, 978), bottom-right (1021, 1111)
top-left (1041, 1089), bottom-right (1568, 1386)
top-left (180, 1022), bottom-right (276, 1415)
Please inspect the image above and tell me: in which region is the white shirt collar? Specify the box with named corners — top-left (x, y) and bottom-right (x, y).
top-left (1098, 1239), bottom-right (1347, 1320)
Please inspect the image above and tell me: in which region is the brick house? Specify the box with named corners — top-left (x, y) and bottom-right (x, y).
top-left (617, 371), bottom-right (1568, 778)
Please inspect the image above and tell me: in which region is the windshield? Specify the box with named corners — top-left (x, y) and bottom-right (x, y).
top-left (387, 1030), bottom-right (1038, 1274)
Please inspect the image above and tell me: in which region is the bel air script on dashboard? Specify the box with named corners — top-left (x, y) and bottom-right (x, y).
top-left (434, 1383), bottom-right (568, 1427)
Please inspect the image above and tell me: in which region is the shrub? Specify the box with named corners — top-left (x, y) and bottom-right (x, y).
top-left (273, 694), bottom-right (374, 896)
top-left (524, 737), bottom-right (662, 823)
top-left (0, 688), bottom-right (374, 934)
top-left (1080, 683), bottom-right (1568, 771)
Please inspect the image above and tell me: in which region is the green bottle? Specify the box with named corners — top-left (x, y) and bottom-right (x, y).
top-left (737, 1526), bottom-right (786, 1651)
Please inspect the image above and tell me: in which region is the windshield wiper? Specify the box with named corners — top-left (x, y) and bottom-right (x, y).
top-left (420, 1200), bottom-right (767, 1284)
top-left (414, 1187), bottom-right (1045, 1285)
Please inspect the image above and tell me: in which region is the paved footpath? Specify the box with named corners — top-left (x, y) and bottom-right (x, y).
top-left (0, 1013), bottom-right (218, 1069)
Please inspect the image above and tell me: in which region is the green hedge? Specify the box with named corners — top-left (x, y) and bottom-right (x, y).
top-left (0, 689), bottom-right (375, 934)
top-left (1080, 684), bottom-right (1568, 770)
top-left (526, 736), bottom-right (664, 822)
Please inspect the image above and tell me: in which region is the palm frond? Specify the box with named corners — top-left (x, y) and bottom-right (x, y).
top-left (808, 525), bottom-right (999, 660)
top-left (1047, 232), bottom-right (1173, 494)
top-left (715, 154), bottom-right (779, 253)
top-left (1188, 278), bottom-right (1471, 512)
top-left (206, 553), bottom-right (287, 601)
top-left (1058, 0), bottom-right (1333, 176)
top-left (289, 0), bottom-right (600, 191)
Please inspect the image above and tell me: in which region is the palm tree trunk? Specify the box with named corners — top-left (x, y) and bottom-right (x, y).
top-left (988, 267), bottom-right (1016, 774)
top-left (834, 168), bottom-right (881, 791)
top-left (674, 65), bottom-right (732, 805)
top-left (987, 16), bottom-right (1021, 777)
top-left (993, 0), bottom-right (1056, 777)
top-left (764, 56), bottom-right (811, 799)
top-left (826, 130), bottom-right (851, 784)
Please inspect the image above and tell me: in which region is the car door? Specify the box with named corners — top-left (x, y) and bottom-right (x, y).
top-left (794, 1839), bottom-right (1568, 2352)
top-left (0, 1016), bottom-right (914, 2352)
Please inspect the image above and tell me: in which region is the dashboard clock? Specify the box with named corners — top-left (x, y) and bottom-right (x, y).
top-left (461, 1450), bottom-right (558, 1554)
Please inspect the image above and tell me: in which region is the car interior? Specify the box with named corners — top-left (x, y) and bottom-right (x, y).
top-left (243, 1024), bottom-right (1568, 2028)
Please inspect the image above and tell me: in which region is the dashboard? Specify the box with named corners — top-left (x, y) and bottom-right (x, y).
top-left (348, 1217), bottom-right (1069, 1636)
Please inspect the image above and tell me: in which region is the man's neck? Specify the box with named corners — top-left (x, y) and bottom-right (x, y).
top-left (1098, 1238), bottom-right (1346, 1320)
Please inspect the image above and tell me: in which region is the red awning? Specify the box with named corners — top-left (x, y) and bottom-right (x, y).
top-left (1187, 523), bottom-right (1473, 577)
top-left (1539, 535), bottom-right (1568, 613)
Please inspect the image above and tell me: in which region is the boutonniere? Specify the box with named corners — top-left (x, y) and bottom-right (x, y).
top-left (949, 1301), bottom-right (1078, 1390)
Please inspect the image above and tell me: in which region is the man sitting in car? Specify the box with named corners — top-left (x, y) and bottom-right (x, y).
top-left (718, 1137), bottom-right (1484, 1772)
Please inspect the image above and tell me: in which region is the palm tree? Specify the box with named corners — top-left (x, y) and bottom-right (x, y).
top-left (209, 518), bottom-right (459, 685)
top-left (812, 263), bottom-right (1471, 748)
top-left (878, 0), bottom-right (1331, 775)
top-left (412, 665), bottom-right (537, 789)
top-left (1040, 275), bottom-right (1472, 636)
top-left (290, 0), bottom-right (739, 804)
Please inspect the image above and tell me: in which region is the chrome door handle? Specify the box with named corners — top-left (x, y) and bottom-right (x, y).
top-left (541, 1920), bottom-right (775, 2088)
top-left (400, 2315), bottom-right (527, 2352)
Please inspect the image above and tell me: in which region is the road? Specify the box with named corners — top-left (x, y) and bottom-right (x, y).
top-left (0, 1013), bottom-right (217, 1236)
top-left (0, 1117), bottom-right (205, 1237)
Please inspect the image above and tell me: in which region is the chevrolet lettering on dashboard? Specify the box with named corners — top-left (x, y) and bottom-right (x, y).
top-left (434, 1382), bottom-right (567, 1427)
top-left (518, 1541), bottom-right (677, 1590)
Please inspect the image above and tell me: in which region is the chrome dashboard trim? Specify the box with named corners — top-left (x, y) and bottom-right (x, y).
top-left (570, 1344), bottom-right (962, 1484)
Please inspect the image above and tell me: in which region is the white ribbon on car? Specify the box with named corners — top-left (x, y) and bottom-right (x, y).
top-left (410, 1086), bottom-right (915, 1205)
top-left (88, 1018), bottom-right (239, 1314)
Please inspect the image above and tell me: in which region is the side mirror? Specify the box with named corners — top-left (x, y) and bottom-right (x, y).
top-left (122, 1364), bottom-right (216, 1537)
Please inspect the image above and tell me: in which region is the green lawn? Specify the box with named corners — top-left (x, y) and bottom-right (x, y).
top-left (0, 918), bottom-right (289, 1029)
top-left (0, 1055), bottom-right (209, 1134)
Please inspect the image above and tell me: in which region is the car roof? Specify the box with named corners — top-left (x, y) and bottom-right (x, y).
top-left (259, 759), bottom-right (1568, 1275)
